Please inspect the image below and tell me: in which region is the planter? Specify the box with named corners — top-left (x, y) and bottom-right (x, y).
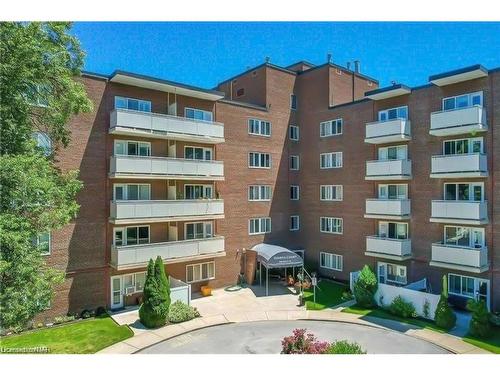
top-left (201, 286), bottom-right (212, 297)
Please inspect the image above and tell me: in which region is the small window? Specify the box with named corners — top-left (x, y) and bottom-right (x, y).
top-left (320, 185), bottom-right (343, 201)
top-left (290, 216), bottom-right (300, 231)
top-left (378, 106), bottom-right (408, 121)
top-left (367, 81), bottom-right (373, 87)
top-left (320, 217), bottom-right (343, 234)
top-left (290, 185), bottom-right (300, 200)
top-left (249, 152), bottom-right (271, 168)
top-left (290, 94), bottom-right (297, 110)
top-left (289, 125), bottom-right (299, 141)
top-left (186, 262), bottom-right (215, 283)
top-left (335, 69), bottom-right (342, 75)
top-left (320, 152), bottom-right (343, 169)
top-left (34, 232), bottom-right (51, 255)
top-left (185, 184), bottom-right (214, 199)
top-left (33, 132), bottom-right (52, 155)
top-left (115, 96), bottom-right (151, 112)
top-left (185, 146), bottom-right (213, 160)
top-left (289, 155), bottom-right (300, 170)
top-left (236, 88), bottom-right (245, 97)
top-left (249, 217), bottom-right (271, 235)
top-left (320, 119), bottom-right (343, 137)
top-left (185, 108), bottom-right (213, 122)
top-left (248, 119), bottom-right (271, 137)
top-left (248, 185), bottom-right (272, 201)
top-left (320, 252), bottom-right (343, 271)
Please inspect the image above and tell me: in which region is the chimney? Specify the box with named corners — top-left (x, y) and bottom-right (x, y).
top-left (265, 56), bottom-right (270, 63)
top-left (346, 62), bottom-right (351, 71)
top-left (391, 80), bottom-right (397, 86)
top-left (327, 53), bottom-right (332, 64)
top-left (354, 60), bottom-right (360, 73)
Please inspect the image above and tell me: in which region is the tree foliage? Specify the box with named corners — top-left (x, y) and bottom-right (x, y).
top-left (467, 299), bottom-right (491, 338)
top-left (434, 275), bottom-right (456, 330)
top-left (139, 257), bottom-right (171, 328)
top-left (353, 265), bottom-right (378, 308)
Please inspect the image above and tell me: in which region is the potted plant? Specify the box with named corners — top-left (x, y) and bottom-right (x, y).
top-left (201, 285), bottom-right (212, 297)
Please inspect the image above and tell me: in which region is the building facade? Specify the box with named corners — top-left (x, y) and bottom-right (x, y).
top-left (38, 60), bottom-right (499, 320)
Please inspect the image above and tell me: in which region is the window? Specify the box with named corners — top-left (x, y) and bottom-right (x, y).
top-left (290, 185), bottom-right (300, 200)
top-left (443, 91), bottom-right (483, 111)
top-left (185, 222), bottom-right (213, 240)
top-left (444, 182), bottom-right (483, 201)
top-left (320, 185), bottom-right (343, 201)
top-left (320, 152), bottom-right (343, 169)
top-left (290, 94), bottom-right (297, 110)
top-left (379, 222), bottom-right (408, 240)
top-left (320, 217), bottom-right (343, 234)
top-left (248, 119), bottom-right (271, 136)
top-left (249, 217), bottom-right (271, 235)
top-left (34, 232), bottom-right (51, 255)
top-left (185, 146), bottom-right (213, 160)
top-left (248, 185), bottom-right (271, 201)
top-left (444, 226), bottom-right (484, 248)
top-left (26, 84), bottom-right (50, 107)
top-left (443, 137), bottom-right (483, 155)
top-left (236, 88), bottom-right (245, 97)
top-left (185, 108), bottom-right (213, 122)
top-left (378, 262), bottom-right (407, 285)
top-left (185, 185), bottom-right (213, 199)
top-left (378, 184), bottom-right (408, 199)
top-left (320, 119), bottom-right (343, 137)
top-left (249, 152), bottom-right (271, 168)
top-left (378, 145), bottom-right (407, 160)
top-left (289, 155), bottom-right (300, 170)
top-left (378, 106), bottom-right (408, 121)
top-left (320, 252), bottom-right (343, 271)
top-left (122, 271), bottom-right (147, 294)
top-left (115, 96), bottom-right (151, 112)
top-left (448, 274), bottom-right (489, 302)
top-left (290, 215), bottom-right (300, 231)
top-left (186, 262), bottom-right (215, 283)
top-left (33, 132), bottom-right (52, 155)
top-left (113, 184), bottom-right (150, 201)
top-left (289, 125), bottom-right (299, 141)
top-left (114, 140), bottom-right (151, 157)
top-left (113, 226), bottom-right (149, 246)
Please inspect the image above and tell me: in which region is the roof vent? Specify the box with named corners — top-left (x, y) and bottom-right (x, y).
top-left (327, 53), bottom-right (332, 63)
top-left (354, 60), bottom-right (360, 73)
top-left (265, 56), bottom-right (271, 63)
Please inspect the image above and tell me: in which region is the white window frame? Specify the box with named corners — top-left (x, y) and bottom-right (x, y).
top-left (378, 184), bottom-right (408, 199)
top-left (320, 118), bottom-right (343, 137)
top-left (448, 274), bottom-right (489, 303)
top-left (378, 145), bottom-right (407, 161)
top-left (184, 184), bottom-right (214, 200)
top-left (184, 107), bottom-right (213, 122)
top-left (186, 262), bottom-right (215, 283)
top-left (115, 96), bottom-right (151, 112)
top-left (320, 217), bottom-right (343, 234)
top-left (113, 225), bottom-right (150, 246)
top-left (378, 222), bottom-right (408, 240)
top-left (289, 155), bottom-right (300, 171)
top-left (320, 252), bottom-right (343, 271)
top-left (290, 94), bottom-right (297, 110)
top-left (290, 215), bottom-right (300, 231)
top-left (185, 221), bottom-right (214, 240)
top-left (443, 137), bottom-right (484, 155)
top-left (33, 132), bottom-right (52, 155)
top-left (290, 185), bottom-right (300, 200)
top-left (442, 91), bottom-right (483, 112)
top-left (113, 183), bottom-right (151, 201)
top-left (35, 232), bottom-right (51, 256)
top-left (184, 146), bottom-right (213, 161)
top-left (320, 185), bottom-right (343, 201)
top-left (320, 152), bottom-right (343, 169)
top-left (377, 262), bottom-right (407, 285)
top-left (248, 185), bottom-right (272, 201)
top-left (114, 140), bottom-right (151, 157)
top-left (443, 182), bottom-right (484, 202)
top-left (122, 271), bottom-right (147, 294)
top-left (443, 226), bottom-right (485, 249)
top-left (249, 217), bottom-right (272, 235)
top-left (248, 152), bottom-right (271, 169)
top-left (378, 106), bottom-right (408, 122)
top-left (248, 119), bottom-right (271, 137)
top-left (289, 125), bottom-right (299, 141)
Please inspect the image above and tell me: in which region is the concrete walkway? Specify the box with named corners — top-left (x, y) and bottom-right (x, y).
top-left (101, 286), bottom-right (489, 354)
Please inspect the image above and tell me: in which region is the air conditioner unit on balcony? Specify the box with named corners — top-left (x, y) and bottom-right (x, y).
top-left (124, 286), bottom-right (136, 295)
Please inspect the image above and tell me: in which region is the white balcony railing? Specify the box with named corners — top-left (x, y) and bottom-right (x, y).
top-left (110, 199), bottom-right (224, 222)
top-left (365, 159), bottom-right (412, 180)
top-left (430, 153), bottom-right (487, 178)
top-left (111, 236), bottom-right (225, 269)
top-left (110, 108), bottom-right (225, 143)
top-left (365, 236), bottom-right (412, 259)
top-left (430, 200), bottom-right (488, 224)
top-left (110, 155), bottom-right (224, 180)
top-left (365, 119), bottom-right (411, 144)
top-left (430, 106), bottom-right (487, 136)
top-left (365, 199), bottom-right (411, 218)
top-left (431, 243), bottom-right (488, 272)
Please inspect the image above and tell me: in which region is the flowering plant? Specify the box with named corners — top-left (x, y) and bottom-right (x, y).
top-left (280, 328), bottom-right (329, 354)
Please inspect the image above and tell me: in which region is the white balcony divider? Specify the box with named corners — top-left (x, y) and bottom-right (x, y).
top-left (430, 106), bottom-right (487, 136)
top-left (110, 199), bottom-right (224, 220)
top-left (365, 119), bottom-right (411, 143)
top-left (366, 236), bottom-right (412, 257)
top-left (431, 243), bottom-right (488, 270)
top-left (110, 155), bottom-right (224, 178)
top-left (111, 236), bottom-right (225, 269)
top-left (431, 200), bottom-right (488, 223)
top-left (365, 159), bottom-right (412, 179)
top-left (110, 108), bottom-right (224, 140)
top-left (365, 199), bottom-right (411, 217)
top-left (430, 153), bottom-right (487, 177)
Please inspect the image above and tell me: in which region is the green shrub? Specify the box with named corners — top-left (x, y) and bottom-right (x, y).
top-left (467, 299), bottom-right (491, 338)
top-left (353, 265), bottom-right (378, 308)
top-left (423, 299), bottom-right (430, 319)
top-left (168, 300), bottom-right (200, 323)
top-left (389, 295), bottom-right (417, 318)
top-left (81, 309), bottom-right (92, 319)
top-left (341, 290), bottom-right (353, 302)
top-left (490, 313), bottom-right (500, 327)
top-left (325, 340), bottom-right (366, 354)
top-left (434, 276), bottom-right (456, 330)
top-left (95, 306), bottom-right (107, 317)
top-left (139, 257), bottom-right (171, 328)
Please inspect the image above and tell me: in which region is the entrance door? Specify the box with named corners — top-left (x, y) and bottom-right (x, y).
top-left (111, 276), bottom-right (123, 309)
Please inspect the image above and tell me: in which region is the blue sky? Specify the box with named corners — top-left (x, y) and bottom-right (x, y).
top-left (72, 22), bottom-right (500, 89)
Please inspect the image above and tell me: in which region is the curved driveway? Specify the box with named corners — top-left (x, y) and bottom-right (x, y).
top-left (140, 320), bottom-right (450, 354)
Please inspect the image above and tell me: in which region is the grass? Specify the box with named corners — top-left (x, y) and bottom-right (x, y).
top-left (463, 326), bottom-right (500, 354)
top-left (0, 315), bottom-right (133, 354)
top-left (303, 280), bottom-right (350, 310)
top-left (342, 304), bottom-right (446, 333)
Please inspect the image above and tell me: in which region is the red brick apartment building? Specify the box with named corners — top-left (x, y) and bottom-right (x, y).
top-left (39, 60), bottom-right (500, 319)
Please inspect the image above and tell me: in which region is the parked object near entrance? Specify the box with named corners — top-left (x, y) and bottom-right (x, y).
top-left (467, 299), bottom-right (492, 338)
top-left (201, 286), bottom-right (212, 297)
top-left (139, 257), bottom-right (171, 328)
top-left (353, 265), bottom-right (378, 308)
top-left (434, 276), bottom-right (457, 330)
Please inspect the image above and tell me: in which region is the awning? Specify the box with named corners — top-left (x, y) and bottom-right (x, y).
top-left (252, 243), bottom-right (304, 269)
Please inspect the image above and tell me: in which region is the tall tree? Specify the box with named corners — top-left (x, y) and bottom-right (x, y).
top-left (0, 22), bottom-right (92, 329)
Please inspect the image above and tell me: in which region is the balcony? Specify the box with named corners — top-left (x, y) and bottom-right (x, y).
top-left (430, 154), bottom-right (487, 179)
top-left (109, 108), bottom-right (225, 144)
top-left (364, 199), bottom-right (411, 220)
top-left (365, 119), bottom-right (411, 144)
top-left (430, 200), bottom-right (488, 225)
top-left (365, 236), bottom-right (412, 261)
top-left (429, 106), bottom-right (487, 136)
top-left (365, 159), bottom-right (412, 180)
top-left (110, 236), bottom-right (226, 270)
top-left (110, 155), bottom-right (224, 180)
top-left (430, 243), bottom-right (489, 273)
top-left (110, 199), bottom-right (224, 224)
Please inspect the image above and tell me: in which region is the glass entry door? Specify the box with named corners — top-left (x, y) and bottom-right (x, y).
top-left (110, 276), bottom-right (123, 309)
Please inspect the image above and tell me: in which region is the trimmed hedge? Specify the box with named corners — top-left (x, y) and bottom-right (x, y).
top-left (168, 300), bottom-right (200, 323)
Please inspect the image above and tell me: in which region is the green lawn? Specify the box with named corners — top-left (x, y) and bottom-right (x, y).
top-left (0, 315), bottom-right (133, 354)
top-left (303, 280), bottom-right (349, 310)
top-left (342, 304), bottom-right (446, 333)
top-left (463, 326), bottom-right (500, 354)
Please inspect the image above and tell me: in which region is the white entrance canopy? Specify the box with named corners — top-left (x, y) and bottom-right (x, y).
top-left (252, 243), bottom-right (304, 269)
